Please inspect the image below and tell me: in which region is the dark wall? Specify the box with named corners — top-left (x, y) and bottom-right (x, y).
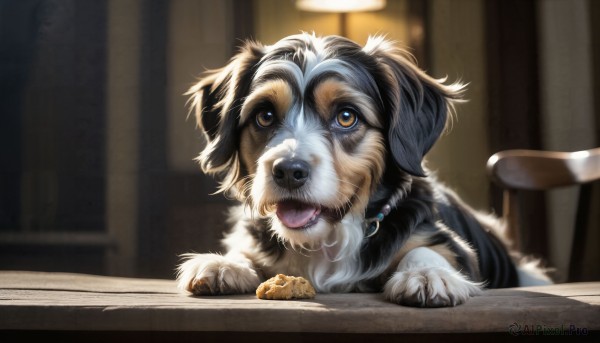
top-left (0, 0), bottom-right (108, 274)
top-left (0, 0), bottom-right (251, 279)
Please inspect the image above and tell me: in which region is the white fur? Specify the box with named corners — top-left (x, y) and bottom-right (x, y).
top-left (307, 212), bottom-right (371, 292)
top-left (254, 56), bottom-right (355, 97)
top-left (244, 207), bottom-right (374, 292)
top-left (176, 252), bottom-right (260, 295)
top-left (517, 260), bottom-right (553, 286)
top-left (383, 247), bottom-right (482, 306)
top-left (219, 207), bottom-right (376, 293)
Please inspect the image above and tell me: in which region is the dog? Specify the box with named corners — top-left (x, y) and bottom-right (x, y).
top-left (176, 33), bottom-right (551, 307)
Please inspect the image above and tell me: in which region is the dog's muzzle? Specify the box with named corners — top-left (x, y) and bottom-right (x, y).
top-left (272, 158), bottom-right (310, 190)
top-left (268, 157), bottom-right (349, 230)
top-left (270, 158), bottom-right (321, 229)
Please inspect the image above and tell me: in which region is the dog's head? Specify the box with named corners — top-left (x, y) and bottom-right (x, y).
top-left (188, 33), bottom-right (464, 248)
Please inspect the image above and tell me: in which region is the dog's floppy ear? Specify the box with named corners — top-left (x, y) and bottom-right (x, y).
top-left (187, 41), bottom-right (264, 192)
top-left (364, 37), bottom-right (465, 177)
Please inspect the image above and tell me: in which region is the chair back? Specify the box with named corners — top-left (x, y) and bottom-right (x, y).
top-left (487, 147), bottom-right (600, 281)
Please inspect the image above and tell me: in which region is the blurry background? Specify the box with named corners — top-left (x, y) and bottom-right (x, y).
top-left (1, 0), bottom-right (598, 282)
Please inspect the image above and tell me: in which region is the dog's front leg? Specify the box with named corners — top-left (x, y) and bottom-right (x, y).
top-left (176, 252), bottom-right (261, 295)
top-left (383, 247), bottom-right (482, 307)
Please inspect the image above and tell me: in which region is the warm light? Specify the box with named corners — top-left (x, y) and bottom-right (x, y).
top-left (570, 150), bottom-right (591, 159)
top-left (296, 0), bottom-right (386, 13)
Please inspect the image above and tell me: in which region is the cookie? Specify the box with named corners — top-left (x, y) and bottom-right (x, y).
top-left (256, 274), bottom-right (316, 300)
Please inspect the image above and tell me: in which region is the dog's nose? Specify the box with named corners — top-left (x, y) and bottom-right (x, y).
top-left (272, 159), bottom-right (310, 189)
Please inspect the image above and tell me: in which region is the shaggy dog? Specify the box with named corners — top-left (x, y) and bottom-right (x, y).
top-left (176, 33), bottom-right (550, 307)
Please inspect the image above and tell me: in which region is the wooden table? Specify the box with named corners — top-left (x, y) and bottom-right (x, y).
top-left (1, 271), bottom-right (598, 342)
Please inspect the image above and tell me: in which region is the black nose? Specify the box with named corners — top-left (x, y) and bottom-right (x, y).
top-left (272, 159), bottom-right (310, 189)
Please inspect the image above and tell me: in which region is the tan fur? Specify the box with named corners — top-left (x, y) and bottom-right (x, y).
top-left (313, 79), bottom-right (382, 128)
top-left (311, 79), bottom-right (387, 213)
top-left (240, 80), bottom-right (293, 124)
top-left (332, 133), bottom-right (386, 214)
top-left (239, 80), bottom-right (294, 177)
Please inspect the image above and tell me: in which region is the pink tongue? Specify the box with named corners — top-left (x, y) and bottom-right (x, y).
top-left (276, 201), bottom-right (320, 229)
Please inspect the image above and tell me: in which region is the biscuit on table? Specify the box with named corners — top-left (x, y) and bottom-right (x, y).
top-left (256, 274), bottom-right (316, 300)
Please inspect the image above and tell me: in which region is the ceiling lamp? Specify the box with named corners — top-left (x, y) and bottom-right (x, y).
top-left (296, 0), bottom-right (386, 13)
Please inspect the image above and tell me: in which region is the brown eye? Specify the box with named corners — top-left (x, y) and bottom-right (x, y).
top-left (336, 109), bottom-right (358, 129)
top-left (256, 109), bottom-right (275, 128)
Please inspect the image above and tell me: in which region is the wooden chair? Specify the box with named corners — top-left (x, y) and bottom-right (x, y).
top-left (487, 147), bottom-right (600, 282)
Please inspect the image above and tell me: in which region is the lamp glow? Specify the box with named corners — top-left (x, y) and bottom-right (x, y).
top-left (296, 0), bottom-right (386, 13)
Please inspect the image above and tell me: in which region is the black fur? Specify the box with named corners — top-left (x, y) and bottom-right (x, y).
top-left (437, 198), bottom-right (519, 288)
top-left (192, 43), bottom-right (265, 174)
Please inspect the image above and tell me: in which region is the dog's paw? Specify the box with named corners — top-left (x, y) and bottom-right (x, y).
top-left (176, 253), bottom-right (260, 295)
top-left (383, 266), bottom-right (482, 307)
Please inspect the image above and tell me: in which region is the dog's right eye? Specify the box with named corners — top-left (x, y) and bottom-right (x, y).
top-left (255, 109), bottom-right (276, 128)
top-left (336, 109), bottom-right (358, 129)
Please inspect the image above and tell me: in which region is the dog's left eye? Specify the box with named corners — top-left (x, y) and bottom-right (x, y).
top-left (335, 109), bottom-right (359, 129)
top-left (255, 109), bottom-right (276, 128)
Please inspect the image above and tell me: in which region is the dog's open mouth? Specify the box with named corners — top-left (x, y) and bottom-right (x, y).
top-left (274, 200), bottom-right (348, 230)
top-left (275, 200), bottom-right (321, 229)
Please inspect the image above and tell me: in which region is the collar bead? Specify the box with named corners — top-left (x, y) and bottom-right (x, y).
top-left (364, 204), bottom-right (392, 238)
